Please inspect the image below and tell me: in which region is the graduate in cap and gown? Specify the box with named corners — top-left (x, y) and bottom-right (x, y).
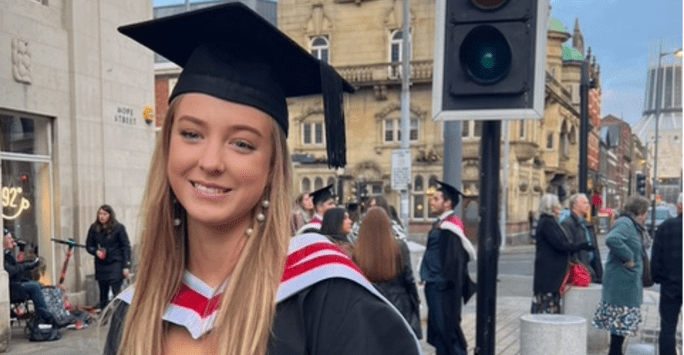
top-left (296, 184), bottom-right (336, 234)
top-left (103, 3), bottom-right (422, 355)
top-left (419, 181), bottom-right (477, 355)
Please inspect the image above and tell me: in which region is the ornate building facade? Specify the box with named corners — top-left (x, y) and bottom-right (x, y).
top-left (152, 2), bottom-right (604, 244)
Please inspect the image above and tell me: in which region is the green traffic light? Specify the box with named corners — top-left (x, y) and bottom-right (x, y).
top-left (481, 52), bottom-right (495, 69)
top-left (460, 25), bottom-right (511, 84)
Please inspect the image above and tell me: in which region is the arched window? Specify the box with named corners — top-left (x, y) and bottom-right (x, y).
top-left (314, 177), bottom-right (324, 190)
top-left (390, 30), bottom-right (403, 63)
top-left (302, 177), bottom-right (311, 193)
top-left (310, 36), bottom-right (329, 63)
top-left (327, 177), bottom-right (336, 189)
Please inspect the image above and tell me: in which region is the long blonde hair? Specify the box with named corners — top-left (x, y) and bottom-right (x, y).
top-left (118, 96), bottom-right (292, 354)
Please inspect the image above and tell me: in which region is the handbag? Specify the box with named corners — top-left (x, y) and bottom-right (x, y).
top-left (642, 248), bottom-right (654, 287)
top-left (559, 262), bottom-right (592, 295)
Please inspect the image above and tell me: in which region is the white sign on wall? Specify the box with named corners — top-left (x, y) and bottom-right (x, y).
top-left (391, 149), bottom-right (412, 191)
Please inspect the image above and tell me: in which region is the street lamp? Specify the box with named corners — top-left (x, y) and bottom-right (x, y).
top-left (650, 43), bottom-right (682, 237)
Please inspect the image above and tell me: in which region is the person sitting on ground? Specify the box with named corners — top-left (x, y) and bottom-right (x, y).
top-left (319, 208), bottom-right (354, 257)
top-left (3, 232), bottom-right (53, 325)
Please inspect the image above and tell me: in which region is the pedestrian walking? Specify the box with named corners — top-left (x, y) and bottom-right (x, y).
top-left (103, 4), bottom-right (422, 354)
top-left (593, 195), bottom-right (650, 355)
top-left (561, 193), bottom-right (603, 283)
top-left (651, 193), bottom-right (682, 355)
top-left (531, 194), bottom-right (591, 314)
top-left (419, 180), bottom-right (476, 355)
top-left (85, 204), bottom-right (131, 310)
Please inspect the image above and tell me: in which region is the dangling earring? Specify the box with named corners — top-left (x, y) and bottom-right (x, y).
top-left (256, 199), bottom-right (269, 224)
top-left (172, 196), bottom-right (182, 227)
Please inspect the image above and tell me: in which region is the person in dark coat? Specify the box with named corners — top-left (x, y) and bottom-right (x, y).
top-left (420, 180), bottom-right (476, 355)
top-left (103, 4), bottom-right (423, 354)
top-left (3, 231), bottom-right (52, 324)
top-left (593, 196), bottom-right (650, 355)
top-left (651, 193), bottom-right (683, 355)
top-left (352, 207), bottom-right (422, 339)
top-left (561, 193), bottom-right (603, 283)
top-left (532, 194), bottom-right (590, 314)
top-left (86, 204), bottom-right (131, 309)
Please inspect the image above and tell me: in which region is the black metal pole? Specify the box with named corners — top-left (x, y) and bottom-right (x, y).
top-left (475, 120), bottom-right (501, 355)
top-left (579, 59), bottom-right (589, 194)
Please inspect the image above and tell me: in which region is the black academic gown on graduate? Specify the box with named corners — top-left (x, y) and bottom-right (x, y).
top-left (420, 214), bottom-right (476, 355)
top-left (103, 234), bottom-right (422, 355)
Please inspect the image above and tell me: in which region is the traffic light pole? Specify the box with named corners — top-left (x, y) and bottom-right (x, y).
top-left (579, 58), bottom-right (589, 194)
top-left (475, 120), bottom-right (501, 355)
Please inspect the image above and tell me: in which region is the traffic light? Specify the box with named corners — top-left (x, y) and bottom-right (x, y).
top-left (432, 0), bottom-right (549, 121)
top-left (636, 173), bottom-right (646, 196)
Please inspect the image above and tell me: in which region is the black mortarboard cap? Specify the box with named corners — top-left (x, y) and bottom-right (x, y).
top-left (118, 3), bottom-right (353, 168)
top-left (435, 180), bottom-right (464, 207)
top-left (311, 184), bottom-right (335, 206)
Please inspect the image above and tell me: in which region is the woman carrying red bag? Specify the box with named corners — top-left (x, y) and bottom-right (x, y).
top-left (531, 194), bottom-right (591, 314)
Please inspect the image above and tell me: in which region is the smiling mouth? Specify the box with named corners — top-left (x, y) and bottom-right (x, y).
top-left (191, 182), bottom-right (230, 195)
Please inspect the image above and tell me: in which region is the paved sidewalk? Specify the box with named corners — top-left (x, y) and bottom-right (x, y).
top-left (420, 290), bottom-right (680, 355)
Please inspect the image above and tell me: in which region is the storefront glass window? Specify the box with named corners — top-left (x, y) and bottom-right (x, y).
top-left (1, 111), bottom-right (54, 284)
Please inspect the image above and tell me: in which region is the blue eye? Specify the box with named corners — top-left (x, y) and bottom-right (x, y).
top-left (234, 140), bottom-right (255, 152)
top-left (180, 130), bottom-right (201, 141)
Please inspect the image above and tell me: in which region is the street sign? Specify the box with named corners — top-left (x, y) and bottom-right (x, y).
top-left (391, 149), bottom-right (412, 190)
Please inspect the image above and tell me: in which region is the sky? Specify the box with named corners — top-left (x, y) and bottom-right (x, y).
top-left (152, 0), bottom-right (683, 126)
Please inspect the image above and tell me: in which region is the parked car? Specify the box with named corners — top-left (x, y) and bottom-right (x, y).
top-left (645, 205), bottom-right (676, 234)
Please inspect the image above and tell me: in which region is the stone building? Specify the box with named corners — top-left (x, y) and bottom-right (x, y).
top-left (601, 115), bottom-right (636, 209)
top-left (633, 52), bottom-right (682, 204)
top-left (150, 2), bottom-right (603, 244)
top-left (0, 0), bottom-right (155, 344)
top-left (277, 1), bottom-right (603, 243)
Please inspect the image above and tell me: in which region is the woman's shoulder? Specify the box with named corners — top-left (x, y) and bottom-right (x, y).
top-left (273, 277), bottom-right (421, 354)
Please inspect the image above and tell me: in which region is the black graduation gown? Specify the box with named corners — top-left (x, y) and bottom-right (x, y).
top-left (424, 223), bottom-right (475, 355)
top-left (104, 278), bottom-right (422, 354)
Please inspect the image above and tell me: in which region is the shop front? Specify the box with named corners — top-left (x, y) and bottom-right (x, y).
top-left (1, 111), bottom-right (56, 286)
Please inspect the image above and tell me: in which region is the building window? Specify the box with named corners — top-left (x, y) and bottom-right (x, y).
top-left (301, 177), bottom-right (311, 193)
top-left (302, 122), bottom-right (324, 145)
top-left (546, 133), bottom-right (554, 150)
top-left (314, 177), bottom-right (324, 190)
top-left (474, 121), bottom-right (482, 137)
top-left (389, 29), bottom-right (411, 78)
top-left (1, 111), bottom-right (54, 282)
top-left (519, 120), bottom-right (526, 139)
top-left (384, 118), bottom-right (419, 143)
top-left (327, 177), bottom-right (336, 189)
top-left (310, 36), bottom-right (329, 63)
top-left (462, 120), bottom-right (470, 137)
top-left (412, 175), bottom-right (424, 219)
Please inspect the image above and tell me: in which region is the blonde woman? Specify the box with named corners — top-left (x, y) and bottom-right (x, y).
top-left (103, 3), bottom-right (422, 355)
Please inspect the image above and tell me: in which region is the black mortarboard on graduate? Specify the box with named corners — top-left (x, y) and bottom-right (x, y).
top-left (435, 180), bottom-right (464, 207)
top-left (310, 184), bottom-right (335, 206)
top-left (118, 2), bottom-right (353, 168)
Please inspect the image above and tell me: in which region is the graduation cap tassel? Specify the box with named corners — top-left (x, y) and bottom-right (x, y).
top-left (320, 62), bottom-right (347, 169)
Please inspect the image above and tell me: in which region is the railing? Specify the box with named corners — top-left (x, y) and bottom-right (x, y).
top-left (336, 60), bottom-right (434, 86)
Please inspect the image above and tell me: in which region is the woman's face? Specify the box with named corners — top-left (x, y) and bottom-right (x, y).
top-left (341, 213), bottom-right (353, 235)
top-left (368, 199), bottom-right (377, 208)
top-left (636, 211), bottom-right (648, 223)
top-left (167, 94), bottom-right (274, 227)
top-left (302, 194), bottom-right (314, 210)
top-left (98, 209), bottom-right (111, 224)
